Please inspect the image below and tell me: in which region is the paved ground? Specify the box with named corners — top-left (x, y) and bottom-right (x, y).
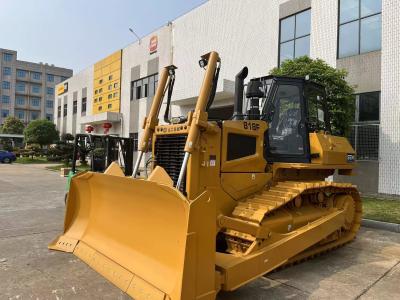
top-left (1, 163), bottom-right (400, 300)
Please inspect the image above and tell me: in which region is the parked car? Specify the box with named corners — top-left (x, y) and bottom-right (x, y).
top-left (0, 150), bottom-right (16, 163)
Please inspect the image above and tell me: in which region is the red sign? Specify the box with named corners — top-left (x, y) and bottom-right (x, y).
top-left (149, 36), bottom-right (158, 54)
top-left (85, 125), bottom-right (94, 133)
top-left (103, 122), bottom-right (112, 134)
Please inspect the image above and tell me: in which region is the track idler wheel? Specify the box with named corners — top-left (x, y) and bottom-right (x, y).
top-left (334, 194), bottom-right (355, 230)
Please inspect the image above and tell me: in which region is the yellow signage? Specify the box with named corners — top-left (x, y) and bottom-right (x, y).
top-left (57, 82), bottom-right (68, 95)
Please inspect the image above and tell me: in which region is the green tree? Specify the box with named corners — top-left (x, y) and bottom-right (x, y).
top-left (0, 116), bottom-right (24, 134)
top-left (270, 56), bottom-right (355, 136)
top-left (24, 119), bottom-right (59, 148)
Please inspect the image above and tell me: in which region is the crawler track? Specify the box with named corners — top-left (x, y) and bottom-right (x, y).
top-left (224, 181), bottom-right (362, 264)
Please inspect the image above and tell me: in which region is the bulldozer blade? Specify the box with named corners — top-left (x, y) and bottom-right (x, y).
top-left (49, 171), bottom-right (217, 300)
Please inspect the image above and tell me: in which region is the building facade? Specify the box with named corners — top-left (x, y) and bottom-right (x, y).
top-left (55, 0), bottom-right (400, 196)
top-left (0, 48), bottom-right (72, 126)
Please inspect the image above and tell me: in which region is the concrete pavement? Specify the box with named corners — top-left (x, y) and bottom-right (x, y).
top-left (1, 163), bottom-right (400, 299)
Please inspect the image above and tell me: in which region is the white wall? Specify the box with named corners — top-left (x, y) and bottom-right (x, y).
top-left (120, 25), bottom-right (172, 137)
top-left (379, 0), bottom-right (400, 195)
top-left (171, 0), bottom-right (280, 109)
top-left (54, 66), bottom-right (93, 135)
top-left (310, 0), bottom-right (338, 66)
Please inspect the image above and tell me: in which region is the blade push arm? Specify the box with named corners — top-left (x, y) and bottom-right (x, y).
top-left (132, 65), bottom-right (177, 177)
top-left (176, 51), bottom-right (221, 189)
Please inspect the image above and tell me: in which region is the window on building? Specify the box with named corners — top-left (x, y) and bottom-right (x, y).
top-left (31, 111), bottom-right (39, 120)
top-left (95, 89), bottom-right (98, 95)
top-left (17, 69), bottom-right (26, 78)
top-left (338, 0), bottom-right (382, 58)
top-left (130, 73), bottom-right (158, 101)
top-left (113, 92), bottom-right (118, 98)
top-left (73, 100), bottom-right (77, 114)
top-left (108, 94), bottom-right (112, 99)
top-left (114, 82), bottom-right (118, 88)
top-left (2, 95), bottom-right (10, 104)
top-left (46, 100), bottom-right (53, 108)
top-left (31, 84), bottom-right (41, 94)
top-left (3, 53), bottom-right (13, 62)
top-left (57, 106), bottom-right (61, 118)
top-left (108, 103), bottom-right (112, 109)
top-left (32, 72), bottom-right (41, 80)
top-left (47, 74), bottom-right (54, 82)
top-left (31, 98), bottom-right (41, 107)
top-left (15, 109), bottom-right (25, 120)
top-left (1, 110), bottom-right (10, 118)
top-left (108, 84), bottom-right (112, 90)
top-left (99, 96), bottom-right (103, 102)
top-left (2, 81), bottom-right (11, 89)
top-left (348, 91), bottom-right (380, 161)
top-left (81, 97), bottom-right (87, 114)
top-left (47, 87), bottom-right (54, 95)
top-left (3, 67), bottom-right (11, 76)
top-left (16, 82), bottom-right (25, 92)
top-left (130, 132), bottom-right (139, 151)
top-left (16, 96), bottom-right (25, 105)
top-left (99, 79), bottom-right (103, 84)
top-left (98, 106), bottom-right (103, 111)
top-left (99, 88), bottom-right (103, 93)
top-left (63, 104), bottom-right (67, 117)
top-left (46, 114), bottom-right (53, 121)
top-left (108, 75), bottom-right (113, 80)
top-left (279, 9), bottom-right (311, 65)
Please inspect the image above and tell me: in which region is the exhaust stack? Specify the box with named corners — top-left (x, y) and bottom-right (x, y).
top-left (232, 67), bottom-right (248, 120)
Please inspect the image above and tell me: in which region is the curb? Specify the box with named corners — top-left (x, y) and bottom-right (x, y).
top-left (361, 219), bottom-right (400, 233)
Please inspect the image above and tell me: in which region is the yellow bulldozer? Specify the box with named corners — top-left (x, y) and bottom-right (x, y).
top-left (49, 51), bottom-right (361, 299)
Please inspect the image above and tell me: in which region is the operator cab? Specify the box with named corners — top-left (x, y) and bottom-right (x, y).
top-left (236, 74), bottom-right (330, 163)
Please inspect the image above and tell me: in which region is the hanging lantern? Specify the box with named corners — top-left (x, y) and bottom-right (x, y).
top-left (85, 125), bottom-right (94, 133)
top-left (103, 122), bottom-right (112, 134)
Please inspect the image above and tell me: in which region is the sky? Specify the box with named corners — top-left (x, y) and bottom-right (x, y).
top-left (0, 0), bottom-right (207, 73)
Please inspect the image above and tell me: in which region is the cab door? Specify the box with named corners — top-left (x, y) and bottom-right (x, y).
top-left (265, 79), bottom-right (311, 163)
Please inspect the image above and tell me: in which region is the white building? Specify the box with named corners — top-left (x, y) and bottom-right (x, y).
top-left (55, 0), bottom-right (399, 196)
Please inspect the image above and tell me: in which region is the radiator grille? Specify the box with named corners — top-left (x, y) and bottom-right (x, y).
top-left (154, 134), bottom-right (187, 192)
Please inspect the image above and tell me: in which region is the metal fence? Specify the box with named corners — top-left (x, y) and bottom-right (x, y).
top-left (348, 123), bottom-right (379, 161)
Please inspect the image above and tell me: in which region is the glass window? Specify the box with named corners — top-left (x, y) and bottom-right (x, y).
top-left (340, 0), bottom-right (359, 23)
top-left (47, 74), bottom-right (54, 82)
top-left (46, 114), bottom-right (53, 121)
top-left (3, 67), bottom-right (11, 76)
top-left (31, 98), bottom-right (41, 106)
top-left (108, 94), bottom-right (112, 99)
top-left (63, 104), bottom-right (67, 116)
top-left (3, 53), bottom-right (13, 62)
top-left (2, 95), bottom-right (10, 104)
top-left (16, 96), bottom-right (25, 105)
top-left (47, 87), bottom-right (54, 95)
top-left (360, 14), bottom-right (381, 53)
top-left (32, 72), bottom-right (41, 80)
top-left (73, 100), bottom-right (77, 114)
top-left (295, 35), bottom-right (310, 58)
top-left (268, 84), bottom-right (305, 156)
top-left (130, 73), bottom-right (159, 101)
top-left (2, 81), bottom-right (11, 89)
top-left (108, 103), bottom-right (112, 109)
top-left (361, 0), bottom-right (382, 17)
top-left (279, 9), bottom-right (311, 65)
top-left (31, 111), bottom-right (39, 120)
top-left (15, 110), bottom-right (25, 120)
top-left (280, 15), bottom-right (295, 42)
top-left (57, 106), bottom-right (61, 118)
top-left (338, 0), bottom-right (381, 58)
top-left (339, 21), bottom-right (359, 58)
top-left (295, 9), bottom-right (311, 38)
top-left (16, 82), bottom-right (25, 92)
top-left (81, 97), bottom-right (87, 114)
top-left (46, 100), bottom-right (53, 108)
top-left (31, 84), bottom-right (41, 94)
top-left (358, 92), bottom-right (380, 122)
top-left (1, 110), bottom-right (10, 118)
top-left (17, 69), bottom-right (26, 78)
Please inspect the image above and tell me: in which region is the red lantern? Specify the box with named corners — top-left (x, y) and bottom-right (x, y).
top-left (85, 125), bottom-right (94, 133)
top-left (103, 122), bottom-right (112, 134)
